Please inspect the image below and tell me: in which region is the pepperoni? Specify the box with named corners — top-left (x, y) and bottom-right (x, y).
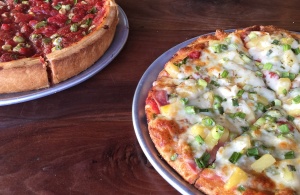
top-left (62, 30), bottom-right (85, 47)
top-left (0, 53), bottom-right (19, 62)
top-left (12, 4), bottom-right (30, 13)
top-left (188, 51), bottom-right (201, 59)
top-left (19, 47), bottom-right (34, 56)
top-left (71, 7), bottom-right (87, 22)
top-left (20, 24), bottom-right (33, 37)
top-left (47, 14), bottom-right (68, 27)
top-left (30, 3), bottom-right (53, 16)
top-left (14, 13), bottom-right (34, 23)
top-left (1, 24), bottom-right (12, 31)
top-left (34, 24), bottom-right (59, 37)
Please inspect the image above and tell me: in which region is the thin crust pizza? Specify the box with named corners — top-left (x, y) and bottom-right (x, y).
top-left (145, 25), bottom-right (300, 194)
top-left (0, 0), bottom-right (118, 93)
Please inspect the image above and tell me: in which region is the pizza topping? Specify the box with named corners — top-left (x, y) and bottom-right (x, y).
top-left (250, 154), bottom-right (276, 173)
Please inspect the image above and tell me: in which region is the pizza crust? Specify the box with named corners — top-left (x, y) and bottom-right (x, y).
top-left (0, 57), bottom-right (49, 93)
top-left (46, 0), bottom-right (119, 84)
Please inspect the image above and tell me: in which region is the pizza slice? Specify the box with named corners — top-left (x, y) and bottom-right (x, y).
top-left (240, 26), bottom-right (300, 132)
top-left (195, 108), bottom-right (300, 194)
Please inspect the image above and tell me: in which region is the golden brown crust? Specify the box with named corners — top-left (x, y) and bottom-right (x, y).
top-left (148, 117), bottom-right (201, 184)
top-left (0, 57), bottom-right (49, 93)
top-left (46, 0), bottom-right (119, 84)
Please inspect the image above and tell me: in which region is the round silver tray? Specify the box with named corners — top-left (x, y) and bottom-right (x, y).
top-left (0, 6), bottom-right (129, 106)
top-left (132, 36), bottom-right (202, 195)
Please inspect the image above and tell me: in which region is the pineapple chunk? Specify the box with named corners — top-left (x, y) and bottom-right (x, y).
top-left (251, 154), bottom-right (276, 173)
top-left (281, 37), bottom-right (294, 45)
top-left (219, 127), bottom-right (229, 143)
top-left (204, 131), bottom-right (218, 150)
top-left (190, 124), bottom-right (207, 138)
top-left (246, 34), bottom-right (270, 48)
top-left (224, 166), bottom-right (248, 190)
top-left (176, 83), bottom-right (198, 98)
top-left (276, 78), bottom-right (291, 95)
top-left (160, 103), bottom-right (179, 118)
top-left (282, 167), bottom-right (294, 181)
top-left (165, 62), bottom-right (180, 78)
top-left (282, 50), bottom-right (297, 67)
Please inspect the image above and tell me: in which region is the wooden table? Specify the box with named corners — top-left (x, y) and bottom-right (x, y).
top-left (1, 0), bottom-right (300, 194)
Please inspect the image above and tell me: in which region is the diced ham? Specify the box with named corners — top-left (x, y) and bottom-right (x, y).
top-left (188, 51), bottom-right (201, 59)
top-left (153, 90), bottom-right (168, 107)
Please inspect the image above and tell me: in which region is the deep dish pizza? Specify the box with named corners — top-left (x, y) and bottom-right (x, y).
top-left (0, 0), bottom-right (118, 93)
top-left (145, 25), bottom-right (300, 194)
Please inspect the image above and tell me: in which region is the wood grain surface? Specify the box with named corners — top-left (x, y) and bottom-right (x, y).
top-left (1, 0), bottom-right (300, 194)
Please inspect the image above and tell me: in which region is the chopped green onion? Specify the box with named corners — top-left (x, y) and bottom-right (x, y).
top-left (282, 89), bottom-right (288, 96)
top-left (237, 185), bottom-right (246, 192)
top-left (281, 72), bottom-right (296, 80)
top-left (241, 126), bottom-right (249, 132)
top-left (256, 102), bottom-right (266, 112)
top-left (198, 79), bottom-right (207, 88)
top-left (198, 108), bottom-right (211, 112)
top-left (208, 163), bottom-right (216, 169)
top-left (240, 52), bottom-right (252, 63)
top-left (247, 147), bottom-right (259, 156)
top-left (34, 21), bottom-right (47, 29)
top-left (170, 153), bottom-right (178, 161)
top-left (195, 135), bottom-right (205, 145)
top-left (272, 39), bottom-right (280, 45)
top-left (174, 57), bottom-right (188, 67)
top-left (221, 70), bottom-right (229, 78)
top-left (289, 73), bottom-right (296, 80)
top-left (284, 151), bottom-right (295, 159)
top-left (283, 44), bottom-right (291, 51)
top-left (210, 80), bottom-right (220, 87)
top-left (254, 117), bottom-right (266, 127)
top-left (217, 106), bottom-right (224, 114)
top-left (53, 4), bottom-right (62, 10)
top-left (211, 44), bottom-right (228, 53)
top-left (229, 112), bottom-right (246, 119)
top-left (255, 71), bottom-right (263, 77)
top-left (237, 89), bottom-right (245, 97)
top-left (229, 152), bottom-right (242, 164)
top-left (292, 48), bottom-right (300, 55)
top-left (263, 62), bottom-right (273, 70)
top-left (211, 125), bottom-right (224, 140)
top-left (70, 23), bottom-right (78, 32)
top-left (287, 115), bottom-right (295, 121)
top-left (180, 98), bottom-right (188, 105)
top-left (292, 95), bottom-right (300, 104)
top-left (195, 152), bottom-right (211, 168)
top-left (279, 124), bottom-right (290, 134)
top-left (232, 98), bottom-right (239, 106)
top-left (185, 106), bottom-right (196, 114)
top-left (287, 164), bottom-right (296, 171)
top-left (281, 72), bottom-right (290, 78)
top-left (266, 49), bottom-right (273, 56)
top-left (214, 95), bottom-right (223, 104)
top-left (202, 117), bottom-right (215, 127)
